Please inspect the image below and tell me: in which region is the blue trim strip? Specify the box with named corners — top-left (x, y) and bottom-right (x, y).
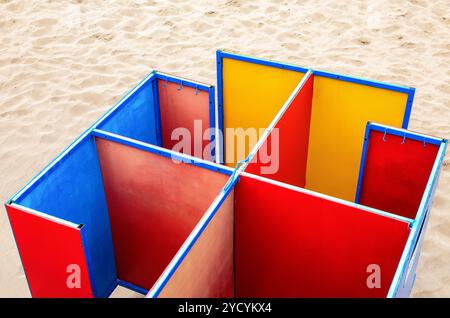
top-left (217, 50), bottom-right (413, 94)
top-left (312, 69), bottom-right (413, 94)
top-left (388, 140), bottom-right (447, 297)
top-left (216, 51), bottom-right (225, 164)
top-left (354, 121), bottom-right (372, 203)
top-left (92, 129), bottom-right (234, 176)
top-left (402, 88), bottom-right (416, 129)
top-left (217, 50), bottom-right (309, 73)
top-left (117, 280), bottom-right (148, 296)
top-left (368, 122), bottom-right (444, 146)
top-left (208, 86), bottom-right (216, 162)
top-left (154, 72), bottom-right (212, 92)
top-left (151, 76), bottom-right (163, 147)
top-left (148, 176), bottom-right (239, 298)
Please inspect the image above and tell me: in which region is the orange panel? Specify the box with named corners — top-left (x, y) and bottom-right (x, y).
top-left (158, 80), bottom-right (212, 160)
top-left (158, 190), bottom-right (234, 298)
top-left (95, 138), bottom-right (228, 290)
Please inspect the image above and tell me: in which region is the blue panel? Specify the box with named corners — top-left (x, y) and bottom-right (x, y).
top-left (97, 79), bottom-right (158, 145)
top-left (15, 133), bottom-right (117, 298)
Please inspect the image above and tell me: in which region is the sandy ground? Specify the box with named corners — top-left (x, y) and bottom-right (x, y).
top-left (0, 0), bottom-right (449, 297)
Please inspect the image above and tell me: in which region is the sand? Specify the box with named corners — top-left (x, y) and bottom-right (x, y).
top-left (0, 0), bottom-right (449, 297)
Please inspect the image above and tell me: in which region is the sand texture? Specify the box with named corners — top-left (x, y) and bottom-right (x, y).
top-left (0, 0), bottom-right (449, 297)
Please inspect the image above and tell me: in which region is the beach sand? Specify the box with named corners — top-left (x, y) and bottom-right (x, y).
top-left (0, 0), bottom-right (449, 297)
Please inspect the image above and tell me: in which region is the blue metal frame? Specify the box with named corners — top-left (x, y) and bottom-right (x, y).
top-left (154, 71), bottom-right (212, 91)
top-left (402, 88), bottom-right (416, 129)
top-left (217, 50), bottom-right (309, 74)
top-left (151, 76), bottom-right (163, 147)
top-left (216, 51), bottom-right (224, 164)
top-left (367, 122), bottom-right (443, 145)
top-left (312, 69), bottom-right (414, 94)
top-left (354, 122), bottom-right (375, 203)
top-left (208, 86), bottom-right (216, 162)
top-left (92, 129), bottom-right (233, 176)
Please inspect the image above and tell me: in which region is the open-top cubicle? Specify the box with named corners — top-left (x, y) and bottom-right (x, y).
top-left (5, 51), bottom-right (446, 298)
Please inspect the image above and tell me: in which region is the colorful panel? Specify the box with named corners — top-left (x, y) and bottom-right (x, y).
top-left (245, 74), bottom-right (313, 187)
top-left (220, 55), bottom-right (305, 166)
top-left (157, 190), bottom-right (234, 298)
top-left (358, 128), bottom-right (440, 219)
top-left (158, 79), bottom-right (212, 160)
top-left (13, 134), bottom-right (116, 297)
top-left (97, 76), bottom-right (158, 145)
top-left (235, 174), bottom-right (410, 297)
top-left (6, 205), bottom-right (93, 298)
top-left (95, 137), bottom-right (229, 290)
top-left (306, 76), bottom-right (410, 201)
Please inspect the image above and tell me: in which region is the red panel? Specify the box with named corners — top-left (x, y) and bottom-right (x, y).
top-left (235, 175), bottom-right (410, 297)
top-left (359, 131), bottom-right (439, 219)
top-left (6, 205), bottom-right (93, 298)
top-left (95, 138), bottom-right (228, 290)
top-left (158, 80), bottom-right (211, 160)
top-left (245, 74), bottom-right (313, 187)
top-left (158, 190), bottom-right (234, 298)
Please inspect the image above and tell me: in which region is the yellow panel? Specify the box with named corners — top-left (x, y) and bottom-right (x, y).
top-left (305, 76), bottom-right (408, 201)
top-left (222, 58), bottom-right (304, 167)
